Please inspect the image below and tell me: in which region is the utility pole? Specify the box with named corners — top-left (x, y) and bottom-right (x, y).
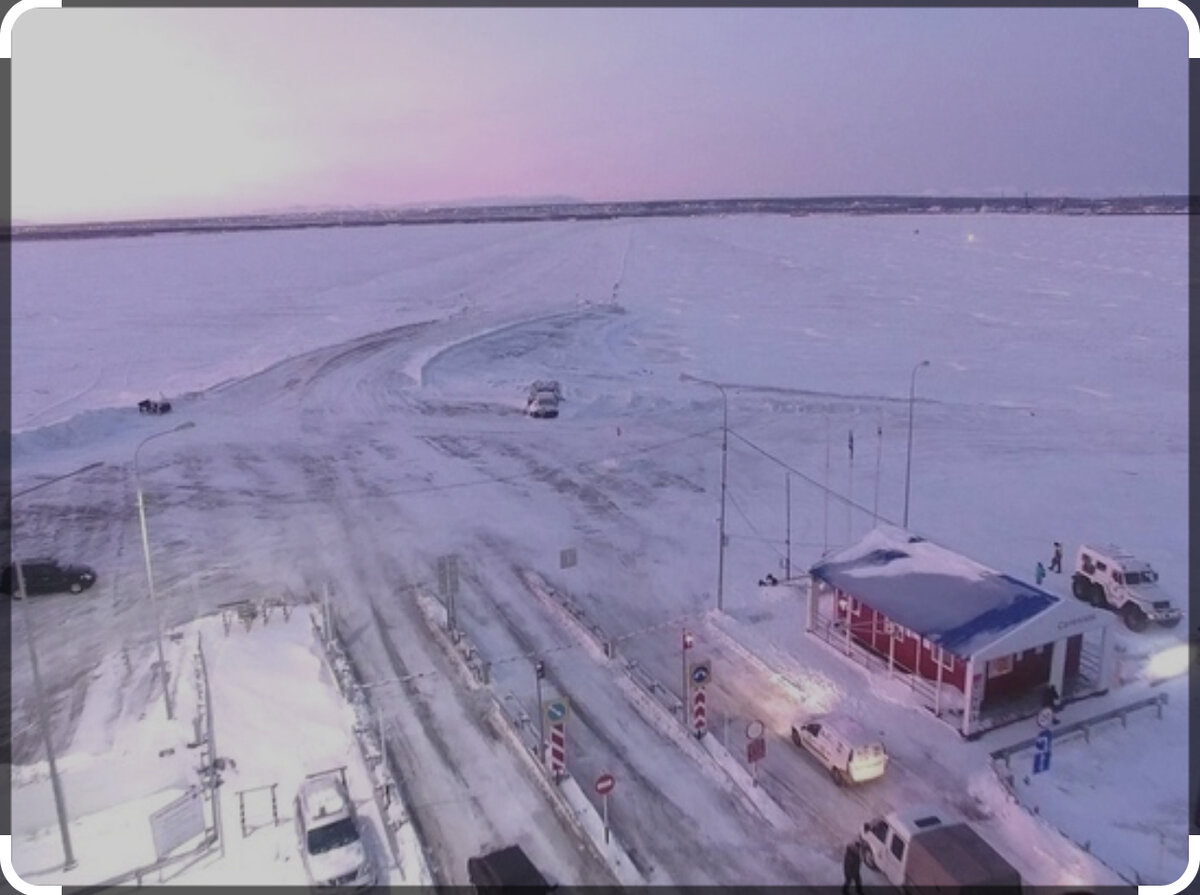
top-left (846, 430), bottom-right (855, 544)
top-left (11, 459), bottom-right (102, 871)
top-left (717, 388), bottom-right (728, 612)
top-left (679, 374), bottom-right (729, 611)
top-left (134, 421), bottom-right (195, 720)
top-left (903, 360), bottom-right (931, 528)
top-left (15, 562), bottom-right (76, 870)
top-left (873, 419), bottom-right (883, 528)
top-left (534, 660), bottom-right (546, 768)
top-left (681, 630), bottom-right (694, 727)
top-left (823, 419), bottom-right (830, 554)
top-left (785, 472), bottom-right (791, 580)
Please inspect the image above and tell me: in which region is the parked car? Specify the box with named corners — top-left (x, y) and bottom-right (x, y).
top-left (790, 712), bottom-right (888, 785)
top-left (138, 398), bottom-right (172, 414)
top-left (294, 771), bottom-right (374, 890)
top-left (467, 844), bottom-right (552, 892)
top-left (1, 559), bottom-right (97, 597)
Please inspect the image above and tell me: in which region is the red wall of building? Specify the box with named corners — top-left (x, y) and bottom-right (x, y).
top-left (835, 592), bottom-right (967, 691)
top-left (831, 589), bottom-right (1078, 702)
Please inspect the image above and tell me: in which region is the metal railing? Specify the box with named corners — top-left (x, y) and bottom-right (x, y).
top-left (989, 691), bottom-right (1168, 768)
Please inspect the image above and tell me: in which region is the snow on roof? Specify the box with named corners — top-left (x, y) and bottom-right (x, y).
top-left (809, 524), bottom-right (1058, 657)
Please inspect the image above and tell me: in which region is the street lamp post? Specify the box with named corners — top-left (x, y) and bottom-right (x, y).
top-left (903, 360), bottom-right (930, 528)
top-left (680, 374), bottom-right (729, 612)
top-left (12, 459), bottom-right (103, 870)
top-left (134, 421), bottom-right (195, 720)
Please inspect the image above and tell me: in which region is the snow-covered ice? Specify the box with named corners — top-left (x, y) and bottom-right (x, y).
top-left (6, 212), bottom-right (1191, 888)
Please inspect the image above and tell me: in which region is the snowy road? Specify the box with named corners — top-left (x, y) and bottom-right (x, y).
top-left (9, 214), bottom-right (1187, 887)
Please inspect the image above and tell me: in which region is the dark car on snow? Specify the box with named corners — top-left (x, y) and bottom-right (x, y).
top-left (2, 559), bottom-right (97, 597)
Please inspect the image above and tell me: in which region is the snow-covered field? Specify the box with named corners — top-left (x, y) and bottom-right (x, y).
top-left (6, 212), bottom-right (1191, 888)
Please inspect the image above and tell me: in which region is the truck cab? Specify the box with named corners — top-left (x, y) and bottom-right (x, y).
top-left (860, 806), bottom-right (942, 887)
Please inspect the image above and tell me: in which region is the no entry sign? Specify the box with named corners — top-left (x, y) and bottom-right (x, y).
top-left (594, 773), bottom-right (615, 796)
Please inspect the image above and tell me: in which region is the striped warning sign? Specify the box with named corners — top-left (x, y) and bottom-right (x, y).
top-left (549, 722), bottom-right (566, 774)
top-left (692, 687), bottom-right (707, 735)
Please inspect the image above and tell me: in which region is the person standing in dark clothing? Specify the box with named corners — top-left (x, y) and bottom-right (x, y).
top-left (1049, 541), bottom-right (1064, 573)
top-left (842, 841), bottom-right (864, 895)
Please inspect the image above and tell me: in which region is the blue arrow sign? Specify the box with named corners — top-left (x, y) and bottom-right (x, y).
top-left (1032, 729), bottom-right (1052, 774)
top-left (546, 700), bottom-right (569, 723)
top-left (690, 662), bottom-right (711, 686)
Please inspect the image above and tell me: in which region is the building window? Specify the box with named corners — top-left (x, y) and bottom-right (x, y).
top-left (988, 655), bottom-right (1014, 678)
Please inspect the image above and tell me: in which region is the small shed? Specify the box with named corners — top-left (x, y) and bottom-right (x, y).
top-left (806, 525), bottom-right (1115, 737)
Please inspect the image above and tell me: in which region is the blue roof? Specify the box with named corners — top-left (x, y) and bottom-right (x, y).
top-left (809, 525), bottom-right (1059, 656)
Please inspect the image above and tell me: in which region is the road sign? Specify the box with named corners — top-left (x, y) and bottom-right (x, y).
top-left (1036, 707), bottom-right (1054, 730)
top-left (682, 630), bottom-right (695, 650)
top-left (150, 788), bottom-right (206, 860)
top-left (549, 723), bottom-right (566, 776)
top-left (594, 773), bottom-right (615, 795)
top-left (436, 554), bottom-right (459, 597)
top-left (692, 687), bottom-right (707, 736)
top-left (690, 660), bottom-right (712, 686)
top-left (1033, 728), bottom-right (1052, 774)
top-left (747, 736), bottom-right (766, 764)
top-left (545, 698), bottom-right (570, 724)
top-left (746, 719), bottom-right (764, 740)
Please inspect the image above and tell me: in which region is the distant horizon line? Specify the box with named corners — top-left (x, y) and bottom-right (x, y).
top-left (10, 191), bottom-right (1191, 230)
top-left (7, 193), bottom-right (1190, 241)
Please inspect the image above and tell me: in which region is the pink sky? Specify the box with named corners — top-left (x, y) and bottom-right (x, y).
top-left (10, 7), bottom-right (1189, 224)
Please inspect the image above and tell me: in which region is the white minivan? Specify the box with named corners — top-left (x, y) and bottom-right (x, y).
top-left (789, 712), bottom-right (889, 785)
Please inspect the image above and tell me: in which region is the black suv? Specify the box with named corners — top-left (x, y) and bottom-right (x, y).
top-left (2, 559), bottom-right (97, 597)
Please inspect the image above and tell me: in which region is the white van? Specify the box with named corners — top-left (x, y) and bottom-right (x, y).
top-left (789, 712), bottom-right (888, 785)
top-left (295, 772), bottom-right (375, 890)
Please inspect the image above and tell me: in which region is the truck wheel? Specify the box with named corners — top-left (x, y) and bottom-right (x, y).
top-left (831, 767), bottom-right (846, 787)
top-left (1090, 582), bottom-right (1108, 608)
top-left (1071, 575), bottom-right (1090, 601)
top-left (1159, 616), bottom-right (1182, 629)
top-left (1122, 604), bottom-right (1148, 632)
